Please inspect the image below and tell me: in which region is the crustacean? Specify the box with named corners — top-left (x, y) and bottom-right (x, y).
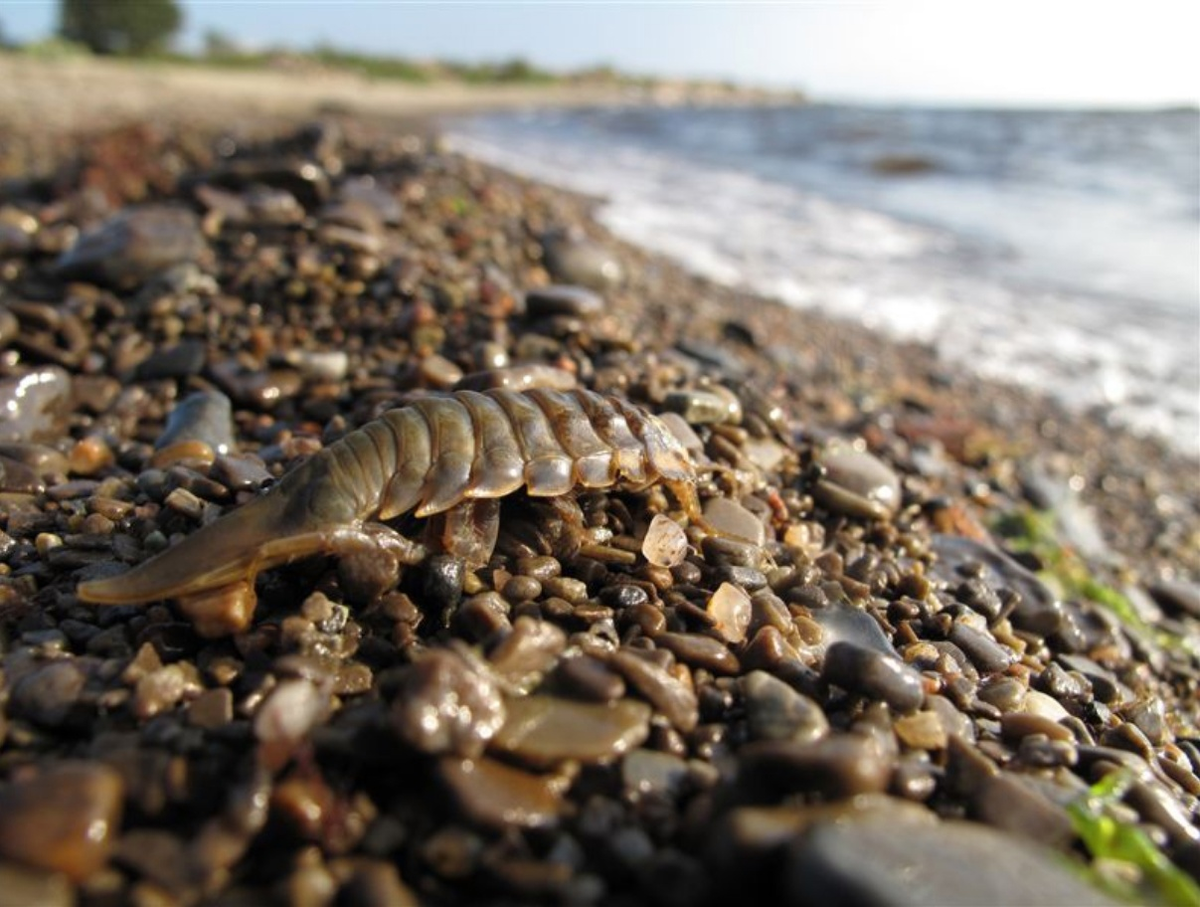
top-left (77, 388), bottom-right (703, 636)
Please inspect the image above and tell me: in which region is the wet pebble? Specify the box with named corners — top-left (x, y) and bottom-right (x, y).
top-left (664, 389), bottom-right (743, 426)
top-left (10, 660), bottom-right (88, 728)
top-left (783, 815), bottom-right (1120, 907)
top-left (822, 641), bottom-right (925, 713)
top-left (524, 284), bottom-right (605, 319)
top-left (930, 534), bottom-right (1064, 635)
top-left (948, 620), bottom-right (1015, 674)
top-left (0, 368), bottom-right (73, 444)
top-left (741, 670), bottom-right (829, 744)
top-left (491, 694), bottom-right (651, 766)
top-left (391, 648), bottom-right (506, 757)
top-left (134, 339), bottom-right (207, 380)
top-left (814, 445), bottom-right (901, 520)
top-left (702, 497), bottom-right (766, 546)
top-left (622, 748), bottom-right (691, 799)
top-left (655, 631), bottom-right (740, 675)
top-left (708, 582), bottom-right (752, 643)
top-left (740, 733), bottom-right (892, 798)
top-left (437, 757), bottom-right (564, 829)
top-left (555, 655), bottom-right (626, 702)
top-left (609, 649), bottom-right (699, 732)
top-left (0, 762), bottom-right (124, 881)
top-left (488, 617), bottom-right (567, 693)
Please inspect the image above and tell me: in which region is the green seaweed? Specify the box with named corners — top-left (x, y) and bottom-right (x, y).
top-left (1068, 771), bottom-right (1200, 907)
top-left (993, 506), bottom-right (1197, 658)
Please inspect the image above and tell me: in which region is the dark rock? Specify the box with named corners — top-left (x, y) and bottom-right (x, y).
top-left (783, 815), bottom-right (1119, 906)
top-left (822, 641), bottom-right (925, 713)
top-left (55, 205), bottom-right (205, 287)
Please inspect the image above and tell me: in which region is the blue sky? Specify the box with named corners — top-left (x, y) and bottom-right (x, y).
top-left (1, 1), bottom-right (1196, 106)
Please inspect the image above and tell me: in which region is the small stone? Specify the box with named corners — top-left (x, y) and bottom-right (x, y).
top-left (491, 694), bottom-right (651, 766)
top-left (0, 762), bottom-right (124, 881)
top-left (10, 660), bottom-right (87, 728)
top-left (524, 284), bottom-right (605, 319)
top-left (702, 497), bottom-right (766, 546)
top-left (609, 650), bottom-right (699, 732)
top-left (948, 621), bottom-right (1015, 674)
top-left (894, 711), bottom-right (948, 750)
top-left (437, 757), bottom-right (563, 829)
top-left (555, 655), bottom-right (626, 702)
top-left (643, 514), bottom-right (689, 568)
top-left (391, 648), bottom-right (505, 758)
top-left (822, 641), bottom-right (925, 713)
top-left (254, 676), bottom-right (332, 770)
top-left (664, 390), bottom-right (742, 426)
top-left (187, 687), bottom-right (234, 730)
top-left (1022, 689), bottom-right (1072, 723)
top-left (815, 445), bottom-right (901, 520)
top-left (741, 670), bottom-right (829, 744)
top-left (708, 582), bottom-right (752, 644)
top-left (487, 617), bottom-right (567, 693)
top-left (740, 734), bottom-right (892, 798)
top-left (155, 391), bottom-right (236, 456)
top-left (56, 205), bottom-right (205, 287)
top-left (622, 749), bottom-right (691, 798)
top-left (541, 231), bottom-right (623, 290)
top-left (784, 815), bottom-right (1121, 907)
top-left (655, 632), bottom-right (740, 675)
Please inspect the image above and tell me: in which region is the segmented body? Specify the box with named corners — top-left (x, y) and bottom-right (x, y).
top-left (292, 387), bottom-right (695, 525)
top-left (77, 388), bottom-right (699, 632)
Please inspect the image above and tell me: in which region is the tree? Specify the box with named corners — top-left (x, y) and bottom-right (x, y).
top-left (59, 0), bottom-right (182, 55)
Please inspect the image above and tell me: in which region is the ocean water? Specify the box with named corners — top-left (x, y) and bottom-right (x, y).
top-left (447, 105), bottom-right (1200, 457)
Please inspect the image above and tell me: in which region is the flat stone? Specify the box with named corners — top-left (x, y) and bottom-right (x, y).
top-left (621, 749), bottom-right (691, 799)
top-left (739, 734), bottom-right (892, 799)
top-left (702, 497), bottom-right (766, 546)
top-left (437, 757), bottom-right (563, 830)
top-left (55, 205), bottom-right (205, 287)
top-left (972, 772), bottom-right (1076, 847)
top-left (783, 816), bottom-right (1118, 906)
top-left (609, 650), bottom-right (699, 732)
top-left (655, 632), bottom-right (741, 675)
top-left (930, 534), bottom-right (1064, 636)
top-left (491, 694), bottom-right (651, 767)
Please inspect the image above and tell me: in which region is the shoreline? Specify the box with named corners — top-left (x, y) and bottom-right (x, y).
top-left (0, 63), bottom-right (1197, 904)
top-left (426, 117), bottom-right (1199, 585)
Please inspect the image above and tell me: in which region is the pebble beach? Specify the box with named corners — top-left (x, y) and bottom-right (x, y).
top-left (0, 57), bottom-right (1197, 906)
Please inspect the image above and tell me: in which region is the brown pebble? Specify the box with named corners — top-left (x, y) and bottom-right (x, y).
top-left (555, 655), bottom-right (626, 702)
top-left (0, 762), bottom-right (124, 881)
top-left (488, 617), bottom-right (567, 693)
top-left (894, 711), bottom-right (948, 751)
top-left (1001, 712), bottom-right (1074, 743)
top-left (187, 687), bottom-right (234, 729)
top-left (437, 757), bottom-right (564, 829)
top-left (739, 734), bottom-right (892, 798)
top-left (609, 649), bottom-right (699, 732)
top-left (655, 632), bottom-right (741, 675)
top-left (68, 435), bottom-right (114, 476)
top-left (491, 694), bottom-right (651, 766)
